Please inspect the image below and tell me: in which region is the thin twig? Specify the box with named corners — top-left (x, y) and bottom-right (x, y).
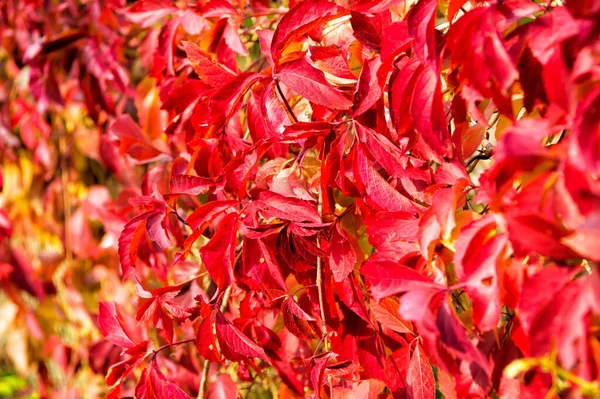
top-left (275, 79), bottom-right (298, 123)
top-left (197, 252), bottom-right (238, 399)
top-left (198, 359), bottom-right (210, 399)
top-left (315, 191), bottom-right (329, 351)
top-left (152, 338), bottom-right (195, 359)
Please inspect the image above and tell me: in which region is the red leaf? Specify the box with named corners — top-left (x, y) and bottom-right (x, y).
top-left (362, 259), bottom-right (441, 301)
top-left (308, 352), bottom-right (335, 398)
top-left (329, 222), bottom-right (357, 282)
top-left (215, 311), bottom-right (269, 363)
top-left (277, 58), bottom-right (352, 109)
top-left (99, 302), bottom-right (136, 349)
top-left (271, 0), bottom-right (344, 66)
top-left (185, 200), bottom-right (240, 230)
top-left (407, 344), bottom-right (435, 399)
top-left (370, 298), bottom-right (413, 334)
top-left (207, 374), bottom-right (238, 399)
top-left (282, 297), bottom-right (321, 340)
top-left (135, 359), bottom-right (192, 399)
top-left (125, 0), bottom-right (179, 27)
top-left (353, 56), bottom-right (383, 116)
top-left (242, 236), bottom-right (287, 292)
top-left (209, 72), bottom-right (263, 126)
top-left (118, 211), bottom-right (156, 279)
top-left (199, 212), bottom-right (238, 290)
top-left (182, 41), bottom-right (236, 88)
top-left (410, 65), bottom-right (452, 159)
top-left (146, 212), bottom-right (172, 249)
top-left (169, 175), bottom-right (213, 196)
top-left (256, 190), bottom-right (321, 223)
top-left (109, 115), bottom-right (168, 163)
top-left (350, 11), bottom-right (384, 52)
top-left (407, 0), bottom-right (438, 70)
top-left (354, 145), bottom-right (417, 213)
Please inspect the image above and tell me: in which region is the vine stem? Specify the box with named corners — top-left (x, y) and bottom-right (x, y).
top-left (316, 190), bottom-right (329, 351)
top-left (152, 338), bottom-right (195, 359)
top-left (275, 79), bottom-right (299, 123)
top-left (198, 251), bottom-right (237, 399)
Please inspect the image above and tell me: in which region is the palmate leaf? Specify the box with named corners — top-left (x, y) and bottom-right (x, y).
top-left (5, 0), bottom-right (600, 397)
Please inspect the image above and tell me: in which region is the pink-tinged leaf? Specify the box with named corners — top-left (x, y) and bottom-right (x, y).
top-left (257, 29), bottom-right (275, 66)
top-left (370, 298), bottom-right (413, 334)
top-left (528, 7), bottom-right (579, 65)
top-left (384, 346), bottom-right (411, 395)
top-left (210, 72), bottom-right (263, 126)
top-left (182, 41), bottom-right (236, 88)
top-left (505, 214), bottom-right (579, 260)
top-left (310, 46), bottom-right (356, 81)
top-left (437, 368), bottom-right (457, 399)
top-left (381, 21), bottom-right (411, 66)
top-left (106, 341), bottom-right (153, 391)
top-left (464, 233), bottom-right (507, 331)
top-left (436, 300), bottom-right (490, 373)
top-left (527, 273), bottom-right (598, 369)
top-left (118, 211), bottom-right (156, 279)
top-left (109, 115), bottom-right (168, 163)
top-left (207, 374), bottom-right (238, 399)
top-left (247, 84), bottom-right (288, 158)
top-left (256, 190), bottom-right (321, 223)
top-left (570, 88), bottom-right (600, 175)
top-left (336, 274), bottom-right (371, 322)
top-left (158, 18), bottom-right (180, 76)
top-left (388, 56), bottom-right (422, 135)
top-left (411, 65), bottom-right (452, 158)
top-left (196, 312), bottom-right (222, 363)
top-left (271, 0), bottom-right (344, 65)
top-left (135, 359), bottom-right (192, 399)
top-left (0, 209), bottom-right (12, 238)
top-left (223, 22), bottom-right (248, 56)
top-left (329, 222), bottom-right (357, 282)
top-left (364, 212), bottom-right (419, 246)
top-left (282, 297), bottom-right (321, 340)
top-left (354, 145), bottom-right (417, 213)
top-left (407, 0), bottom-right (438, 70)
top-left (362, 259), bottom-right (440, 301)
top-left (355, 121), bottom-right (405, 178)
top-left (353, 56), bottom-right (383, 116)
top-left (125, 0), bottom-right (179, 27)
top-left (199, 212), bottom-right (238, 290)
top-left (518, 265), bottom-right (572, 336)
top-left (169, 175), bottom-right (213, 195)
top-left (99, 302), bottom-right (136, 349)
top-left (309, 352), bottom-right (335, 398)
top-left (407, 344), bottom-right (435, 399)
top-left (180, 9), bottom-right (205, 34)
top-left (223, 143), bottom-right (269, 199)
top-left (277, 58), bottom-right (352, 109)
top-left (562, 213), bottom-right (600, 261)
top-left (215, 311), bottom-right (269, 362)
top-left (242, 237), bottom-right (287, 292)
top-left (447, 8), bottom-right (518, 99)
top-left (7, 246), bottom-right (46, 301)
top-left (146, 212), bottom-right (172, 249)
top-left (185, 200), bottom-right (240, 230)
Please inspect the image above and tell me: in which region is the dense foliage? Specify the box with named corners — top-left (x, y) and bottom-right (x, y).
top-left (1, 0), bottom-right (600, 397)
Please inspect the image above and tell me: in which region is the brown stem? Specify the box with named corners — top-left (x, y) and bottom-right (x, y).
top-left (152, 338), bottom-right (195, 359)
top-left (198, 359), bottom-right (210, 399)
top-left (275, 79), bottom-right (298, 123)
top-left (198, 253), bottom-right (238, 398)
top-left (315, 191), bottom-right (329, 352)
